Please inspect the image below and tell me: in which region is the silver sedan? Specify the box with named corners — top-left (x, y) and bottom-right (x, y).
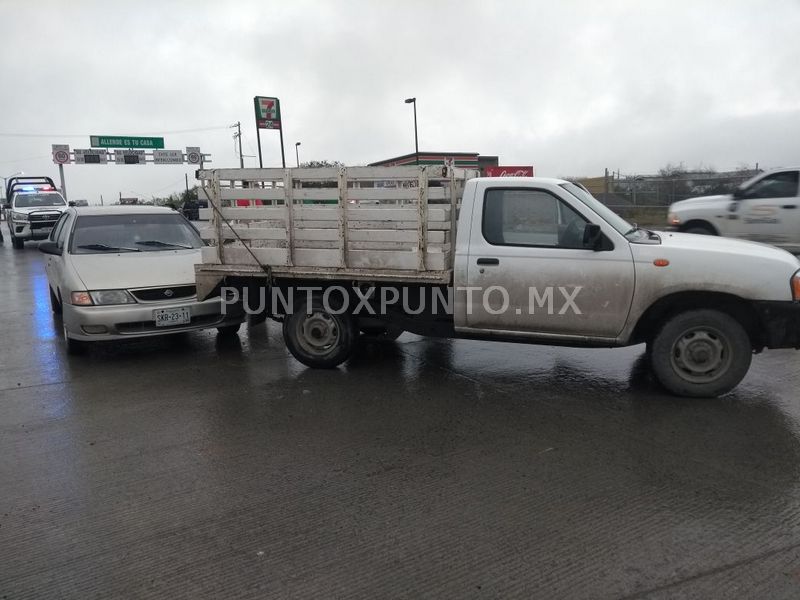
top-left (40, 205), bottom-right (243, 353)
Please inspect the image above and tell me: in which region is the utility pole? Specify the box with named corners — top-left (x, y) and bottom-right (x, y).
top-left (231, 121), bottom-right (244, 168)
top-left (185, 173), bottom-right (189, 195)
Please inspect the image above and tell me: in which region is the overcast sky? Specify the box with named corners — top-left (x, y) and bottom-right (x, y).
top-left (1, 0), bottom-right (799, 203)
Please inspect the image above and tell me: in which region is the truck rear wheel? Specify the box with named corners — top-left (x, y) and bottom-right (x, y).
top-left (649, 309), bottom-right (752, 398)
top-left (283, 299), bottom-right (356, 368)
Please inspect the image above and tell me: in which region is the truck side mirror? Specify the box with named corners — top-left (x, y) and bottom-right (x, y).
top-left (582, 223), bottom-right (602, 250)
top-left (2, 202), bottom-right (10, 210)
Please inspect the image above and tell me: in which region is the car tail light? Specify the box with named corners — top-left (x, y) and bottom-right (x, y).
top-left (792, 271), bottom-right (800, 301)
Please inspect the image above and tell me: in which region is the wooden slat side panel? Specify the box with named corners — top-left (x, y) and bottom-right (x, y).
top-left (219, 188), bottom-right (287, 201)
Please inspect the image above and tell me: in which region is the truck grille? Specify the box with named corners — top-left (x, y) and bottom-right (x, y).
top-left (130, 285), bottom-right (196, 302)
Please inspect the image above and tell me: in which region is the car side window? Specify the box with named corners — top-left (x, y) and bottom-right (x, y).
top-left (55, 214), bottom-right (73, 250)
top-left (50, 213), bottom-right (68, 243)
top-left (744, 171), bottom-right (799, 199)
top-left (482, 188), bottom-right (587, 248)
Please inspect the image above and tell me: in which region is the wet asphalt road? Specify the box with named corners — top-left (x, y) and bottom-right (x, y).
top-left (2, 239), bottom-right (800, 599)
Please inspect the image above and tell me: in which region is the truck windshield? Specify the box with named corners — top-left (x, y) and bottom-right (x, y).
top-left (71, 213), bottom-right (203, 254)
top-left (559, 183), bottom-right (633, 236)
top-left (13, 193), bottom-right (66, 208)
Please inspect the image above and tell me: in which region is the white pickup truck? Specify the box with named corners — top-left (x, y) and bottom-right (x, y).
top-left (667, 167), bottom-right (800, 253)
top-left (195, 166), bottom-right (800, 398)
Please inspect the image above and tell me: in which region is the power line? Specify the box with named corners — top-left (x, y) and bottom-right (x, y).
top-left (0, 155), bottom-right (50, 164)
top-left (0, 125), bottom-right (231, 139)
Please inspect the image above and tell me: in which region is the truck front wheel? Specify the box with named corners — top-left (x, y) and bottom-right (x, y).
top-left (283, 299), bottom-right (356, 368)
top-left (649, 309), bottom-right (752, 398)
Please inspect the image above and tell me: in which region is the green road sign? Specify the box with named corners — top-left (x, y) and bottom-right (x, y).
top-left (89, 135), bottom-right (165, 149)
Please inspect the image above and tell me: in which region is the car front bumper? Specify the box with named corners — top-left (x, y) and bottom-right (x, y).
top-left (754, 301), bottom-right (800, 349)
top-left (62, 296), bottom-right (245, 341)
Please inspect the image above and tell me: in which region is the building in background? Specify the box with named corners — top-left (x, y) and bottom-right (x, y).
top-left (369, 152), bottom-right (499, 174)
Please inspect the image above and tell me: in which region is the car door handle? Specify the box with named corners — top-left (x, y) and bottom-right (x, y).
top-left (476, 257), bottom-right (499, 266)
top-left (782, 205), bottom-right (797, 209)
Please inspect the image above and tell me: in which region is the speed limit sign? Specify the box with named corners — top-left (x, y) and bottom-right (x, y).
top-left (52, 144), bottom-right (71, 164)
top-left (186, 146), bottom-right (202, 164)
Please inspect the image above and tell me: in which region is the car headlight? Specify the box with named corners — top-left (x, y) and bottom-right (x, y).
top-left (667, 212), bottom-right (681, 226)
top-left (69, 290), bottom-right (138, 306)
top-left (11, 211), bottom-right (29, 222)
top-left (89, 290), bottom-right (137, 305)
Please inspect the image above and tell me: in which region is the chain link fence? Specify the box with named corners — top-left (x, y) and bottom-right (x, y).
top-left (576, 169), bottom-right (761, 226)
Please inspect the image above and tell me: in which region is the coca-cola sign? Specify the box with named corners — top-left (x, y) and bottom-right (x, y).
top-left (485, 166), bottom-right (534, 177)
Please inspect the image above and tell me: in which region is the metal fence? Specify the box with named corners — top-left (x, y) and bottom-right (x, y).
top-left (578, 169), bottom-right (760, 208)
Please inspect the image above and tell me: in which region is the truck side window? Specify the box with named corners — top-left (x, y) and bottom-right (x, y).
top-left (743, 171), bottom-right (799, 199)
top-left (482, 188), bottom-right (586, 248)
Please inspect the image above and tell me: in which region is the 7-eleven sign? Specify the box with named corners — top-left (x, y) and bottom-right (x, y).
top-left (254, 96), bottom-right (281, 130)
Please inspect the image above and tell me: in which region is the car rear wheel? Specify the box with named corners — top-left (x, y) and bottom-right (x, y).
top-left (649, 309), bottom-right (751, 398)
top-left (683, 225), bottom-right (715, 235)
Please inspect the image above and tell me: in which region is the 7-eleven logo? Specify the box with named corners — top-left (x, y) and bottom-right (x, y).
top-left (259, 98), bottom-right (278, 119)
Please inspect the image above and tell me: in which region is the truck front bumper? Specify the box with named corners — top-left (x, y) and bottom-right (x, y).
top-left (754, 301), bottom-right (800, 349)
top-left (11, 222), bottom-right (56, 240)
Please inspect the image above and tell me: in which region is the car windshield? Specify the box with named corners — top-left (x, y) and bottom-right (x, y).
top-left (71, 213), bottom-right (203, 254)
top-left (559, 182), bottom-right (634, 236)
top-left (13, 193), bottom-right (66, 208)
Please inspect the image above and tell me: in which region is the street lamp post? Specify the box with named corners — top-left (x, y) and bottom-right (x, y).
top-left (295, 142), bottom-right (301, 168)
top-left (404, 97), bottom-right (419, 165)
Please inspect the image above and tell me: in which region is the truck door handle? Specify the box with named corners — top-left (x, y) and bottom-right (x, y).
top-left (476, 257), bottom-right (499, 265)
top-left (782, 205), bottom-right (797, 209)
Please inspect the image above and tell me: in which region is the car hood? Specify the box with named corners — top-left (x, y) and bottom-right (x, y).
top-left (68, 249), bottom-right (202, 290)
top-left (669, 194), bottom-right (731, 212)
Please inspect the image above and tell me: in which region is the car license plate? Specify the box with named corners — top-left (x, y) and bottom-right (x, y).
top-left (153, 307), bottom-right (191, 327)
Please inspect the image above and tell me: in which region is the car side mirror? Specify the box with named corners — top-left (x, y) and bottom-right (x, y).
top-left (582, 223), bottom-right (602, 250)
top-left (732, 188), bottom-right (745, 200)
top-left (39, 241), bottom-right (62, 256)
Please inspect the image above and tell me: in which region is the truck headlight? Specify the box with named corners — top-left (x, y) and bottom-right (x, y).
top-left (89, 290), bottom-right (137, 305)
top-left (667, 212), bottom-right (681, 226)
top-left (11, 211), bottom-right (29, 222)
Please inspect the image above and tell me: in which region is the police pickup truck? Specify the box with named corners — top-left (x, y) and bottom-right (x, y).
top-left (667, 167), bottom-right (800, 253)
top-left (3, 176), bottom-right (68, 249)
